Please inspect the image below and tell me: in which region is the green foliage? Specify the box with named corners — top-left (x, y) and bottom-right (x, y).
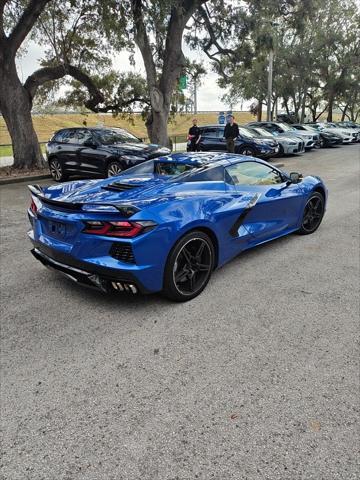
top-left (206, 0), bottom-right (360, 120)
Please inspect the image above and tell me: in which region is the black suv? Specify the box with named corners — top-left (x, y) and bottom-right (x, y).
top-left (187, 125), bottom-right (278, 159)
top-left (46, 127), bottom-right (171, 181)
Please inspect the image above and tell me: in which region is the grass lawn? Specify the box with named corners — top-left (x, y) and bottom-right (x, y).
top-left (0, 111), bottom-right (342, 156)
top-left (0, 111), bottom-right (254, 146)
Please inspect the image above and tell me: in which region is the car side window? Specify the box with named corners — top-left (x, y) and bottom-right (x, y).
top-left (201, 128), bottom-right (219, 138)
top-left (225, 162), bottom-right (284, 186)
top-left (76, 129), bottom-right (93, 144)
top-left (54, 130), bottom-right (71, 143)
top-left (60, 129), bottom-right (78, 144)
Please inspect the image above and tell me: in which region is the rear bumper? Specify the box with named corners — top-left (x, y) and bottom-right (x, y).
top-left (30, 239), bottom-right (155, 294)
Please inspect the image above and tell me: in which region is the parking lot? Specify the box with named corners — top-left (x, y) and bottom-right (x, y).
top-left (1, 145), bottom-right (359, 479)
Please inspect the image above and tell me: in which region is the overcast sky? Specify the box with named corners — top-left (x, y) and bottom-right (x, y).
top-left (16, 41), bottom-right (249, 112)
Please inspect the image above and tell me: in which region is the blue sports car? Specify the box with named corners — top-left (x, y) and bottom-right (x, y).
top-left (28, 153), bottom-right (327, 301)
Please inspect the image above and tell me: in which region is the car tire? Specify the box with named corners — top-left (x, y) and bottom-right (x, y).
top-left (238, 147), bottom-right (255, 156)
top-left (297, 192), bottom-right (325, 235)
top-left (107, 160), bottom-right (123, 177)
top-left (162, 231), bottom-right (215, 302)
top-left (319, 137), bottom-right (325, 148)
top-left (49, 158), bottom-right (68, 182)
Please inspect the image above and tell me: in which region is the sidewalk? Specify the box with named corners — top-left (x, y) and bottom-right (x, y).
top-left (0, 156), bottom-right (13, 167)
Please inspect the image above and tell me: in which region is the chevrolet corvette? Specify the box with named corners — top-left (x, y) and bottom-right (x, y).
top-left (28, 153), bottom-right (327, 301)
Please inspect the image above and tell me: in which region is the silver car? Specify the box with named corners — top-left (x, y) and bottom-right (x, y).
top-left (246, 121), bottom-right (319, 150)
top-left (247, 126), bottom-right (305, 155)
top-left (306, 122), bottom-right (354, 144)
top-left (331, 122), bottom-right (359, 142)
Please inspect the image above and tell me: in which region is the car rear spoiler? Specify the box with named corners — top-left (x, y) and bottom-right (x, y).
top-left (27, 184), bottom-right (139, 216)
top-left (28, 184), bottom-right (44, 197)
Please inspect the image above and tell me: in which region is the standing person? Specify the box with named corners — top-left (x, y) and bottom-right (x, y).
top-left (188, 118), bottom-right (201, 152)
top-left (223, 115), bottom-right (239, 153)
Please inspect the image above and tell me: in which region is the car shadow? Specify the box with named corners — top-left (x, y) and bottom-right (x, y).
top-left (52, 231), bottom-right (297, 308)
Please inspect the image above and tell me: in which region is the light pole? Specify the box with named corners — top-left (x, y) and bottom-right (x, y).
top-left (267, 48), bottom-right (274, 121)
top-left (266, 21), bottom-right (278, 121)
top-left (193, 78), bottom-right (197, 114)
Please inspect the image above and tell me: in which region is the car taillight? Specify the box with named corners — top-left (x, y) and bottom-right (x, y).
top-left (30, 198), bottom-right (38, 215)
top-left (82, 220), bottom-right (156, 238)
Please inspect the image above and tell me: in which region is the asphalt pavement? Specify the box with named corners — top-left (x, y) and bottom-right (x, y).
top-left (1, 145), bottom-right (359, 480)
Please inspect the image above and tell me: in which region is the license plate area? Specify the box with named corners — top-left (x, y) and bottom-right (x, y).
top-left (44, 219), bottom-right (67, 239)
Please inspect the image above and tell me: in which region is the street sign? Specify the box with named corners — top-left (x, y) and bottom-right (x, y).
top-left (178, 75), bottom-right (187, 90)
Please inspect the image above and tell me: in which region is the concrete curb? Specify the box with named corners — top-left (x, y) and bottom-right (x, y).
top-left (0, 173), bottom-right (51, 186)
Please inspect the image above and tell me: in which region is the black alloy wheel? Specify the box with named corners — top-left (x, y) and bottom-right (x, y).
top-left (238, 147), bottom-right (255, 156)
top-left (318, 137), bottom-right (325, 148)
top-left (163, 231), bottom-right (214, 301)
top-left (107, 161), bottom-right (123, 177)
top-left (298, 192), bottom-right (325, 235)
top-left (49, 158), bottom-right (68, 182)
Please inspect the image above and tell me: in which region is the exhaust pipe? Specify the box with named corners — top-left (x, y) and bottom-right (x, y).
top-left (111, 281), bottom-right (138, 294)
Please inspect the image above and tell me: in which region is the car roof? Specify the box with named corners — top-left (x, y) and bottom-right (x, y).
top-left (55, 126), bottom-right (131, 133)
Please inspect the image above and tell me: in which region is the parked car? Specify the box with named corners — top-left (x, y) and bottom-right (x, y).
top-left (46, 127), bottom-right (171, 181)
top-left (246, 126), bottom-right (305, 155)
top-left (245, 121), bottom-right (319, 150)
top-left (292, 124), bottom-right (343, 147)
top-left (187, 124), bottom-right (278, 159)
top-left (305, 122), bottom-right (354, 144)
top-left (332, 122), bottom-right (360, 142)
top-left (28, 152), bottom-right (327, 301)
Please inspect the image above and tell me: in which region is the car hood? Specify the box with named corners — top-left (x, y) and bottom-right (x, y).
top-left (276, 132), bottom-right (305, 140)
top-left (277, 136), bottom-right (301, 143)
top-left (322, 128), bottom-right (350, 136)
top-left (283, 131), bottom-right (316, 139)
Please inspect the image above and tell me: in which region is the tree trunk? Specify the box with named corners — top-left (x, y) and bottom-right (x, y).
top-left (144, 86), bottom-right (172, 147)
top-left (300, 92), bottom-right (307, 123)
top-left (327, 94), bottom-right (334, 122)
top-left (341, 104), bottom-right (348, 121)
top-left (257, 100), bottom-right (262, 121)
top-left (0, 55), bottom-right (44, 169)
top-left (145, 109), bottom-right (170, 147)
top-left (283, 98), bottom-right (290, 115)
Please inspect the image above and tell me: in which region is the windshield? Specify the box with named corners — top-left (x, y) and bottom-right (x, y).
top-left (278, 123), bottom-right (293, 131)
top-left (94, 128), bottom-right (141, 144)
top-left (254, 127), bottom-right (273, 137)
top-left (239, 127), bottom-right (257, 138)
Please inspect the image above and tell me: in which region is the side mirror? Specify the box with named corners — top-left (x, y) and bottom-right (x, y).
top-left (288, 172), bottom-right (302, 184)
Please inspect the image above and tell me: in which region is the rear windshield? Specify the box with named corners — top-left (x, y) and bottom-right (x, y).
top-left (119, 159), bottom-right (200, 177)
top-left (94, 128), bottom-right (141, 144)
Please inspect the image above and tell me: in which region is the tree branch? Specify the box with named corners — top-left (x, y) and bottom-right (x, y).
top-left (23, 64), bottom-right (150, 113)
top-left (197, 5), bottom-right (233, 57)
top-left (8, 0), bottom-right (52, 55)
top-left (131, 0), bottom-right (156, 88)
top-left (23, 64), bottom-right (104, 109)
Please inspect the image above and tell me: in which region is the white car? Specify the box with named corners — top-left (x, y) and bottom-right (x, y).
top-left (246, 121), bottom-right (318, 150)
top-left (307, 122), bottom-right (354, 144)
top-left (248, 126), bottom-right (305, 155)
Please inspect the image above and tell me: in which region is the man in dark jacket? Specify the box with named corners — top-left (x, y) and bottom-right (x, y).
top-left (188, 118), bottom-right (201, 151)
top-left (223, 115), bottom-right (239, 153)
